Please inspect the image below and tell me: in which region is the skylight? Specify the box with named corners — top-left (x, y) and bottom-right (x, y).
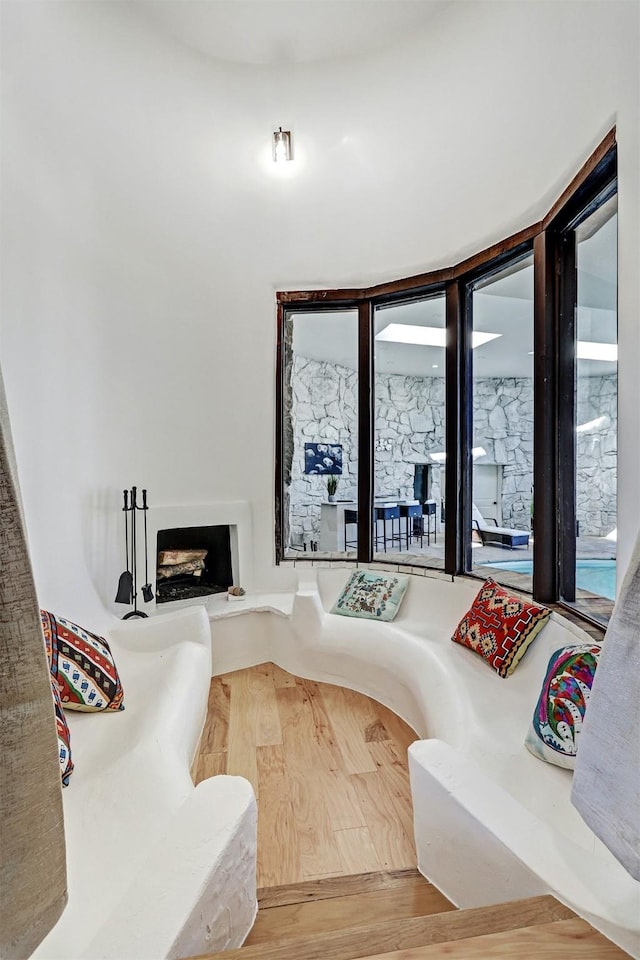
top-left (576, 341), bottom-right (618, 362)
top-left (375, 323), bottom-right (501, 348)
top-left (430, 446), bottom-right (487, 463)
top-left (528, 341), bottom-right (617, 362)
top-left (577, 415), bottom-right (610, 434)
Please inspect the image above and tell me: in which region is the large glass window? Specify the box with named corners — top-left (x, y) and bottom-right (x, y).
top-left (276, 134), bottom-right (617, 625)
top-left (570, 195), bottom-right (618, 620)
top-left (373, 295), bottom-right (446, 568)
top-left (282, 310), bottom-right (359, 558)
top-left (469, 254), bottom-right (534, 592)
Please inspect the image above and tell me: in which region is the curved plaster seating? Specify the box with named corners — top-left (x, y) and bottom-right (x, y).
top-left (33, 605), bottom-right (257, 960)
top-left (300, 569), bottom-right (640, 958)
top-left (209, 569), bottom-right (640, 958)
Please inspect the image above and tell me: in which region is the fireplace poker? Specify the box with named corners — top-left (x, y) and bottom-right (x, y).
top-left (122, 486), bottom-right (148, 620)
top-left (141, 488), bottom-right (154, 603)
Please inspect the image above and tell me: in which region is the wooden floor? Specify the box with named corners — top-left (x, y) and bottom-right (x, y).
top-left (193, 663), bottom-right (419, 888)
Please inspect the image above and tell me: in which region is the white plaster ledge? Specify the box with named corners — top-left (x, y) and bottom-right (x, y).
top-left (159, 592), bottom-right (294, 620)
top-left (206, 592), bottom-right (294, 620)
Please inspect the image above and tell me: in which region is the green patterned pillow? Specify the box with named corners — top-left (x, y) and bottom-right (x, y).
top-left (331, 571), bottom-right (409, 621)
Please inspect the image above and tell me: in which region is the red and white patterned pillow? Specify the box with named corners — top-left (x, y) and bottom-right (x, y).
top-left (50, 676), bottom-right (73, 785)
top-left (42, 610), bottom-right (124, 712)
top-left (451, 578), bottom-right (551, 677)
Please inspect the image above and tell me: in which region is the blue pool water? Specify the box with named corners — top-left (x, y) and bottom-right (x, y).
top-left (485, 558), bottom-right (616, 600)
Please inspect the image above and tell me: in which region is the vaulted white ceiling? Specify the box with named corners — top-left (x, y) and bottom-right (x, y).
top-left (134, 0), bottom-right (446, 65)
top-left (66, 0), bottom-right (620, 384)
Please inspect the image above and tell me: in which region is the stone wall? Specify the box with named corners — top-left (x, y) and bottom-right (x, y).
top-left (287, 358), bottom-right (616, 546)
top-left (374, 372), bottom-right (445, 506)
top-left (472, 378), bottom-right (533, 530)
top-left (576, 374), bottom-right (617, 537)
top-left (287, 356), bottom-right (358, 546)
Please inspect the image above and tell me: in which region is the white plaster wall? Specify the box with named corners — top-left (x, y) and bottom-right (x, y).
top-left (0, 0), bottom-right (638, 621)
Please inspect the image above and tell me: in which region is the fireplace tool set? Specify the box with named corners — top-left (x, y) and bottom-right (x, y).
top-left (115, 486), bottom-right (153, 619)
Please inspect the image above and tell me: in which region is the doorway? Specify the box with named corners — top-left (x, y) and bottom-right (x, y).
top-left (473, 464), bottom-right (502, 525)
top-left (413, 464), bottom-right (431, 503)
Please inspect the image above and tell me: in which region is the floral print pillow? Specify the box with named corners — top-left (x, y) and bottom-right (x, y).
top-left (525, 643), bottom-right (601, 769)
top-left (331, 571), bottom-right (409, 621)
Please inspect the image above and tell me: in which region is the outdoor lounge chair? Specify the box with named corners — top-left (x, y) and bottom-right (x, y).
top-left (472, 504), bottom-right (530, 550)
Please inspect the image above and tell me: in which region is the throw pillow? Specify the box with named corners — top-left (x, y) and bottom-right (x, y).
top-left (50, 677), bottom-right (73, 786)
top-left (330, 570), bottom-right (409, 621)
top-left (451, 578), bottom-right (551, 677)
top-left (525, 643), bottom-right (601, 769)
top-left (42, 610), bottom-right (125, 712)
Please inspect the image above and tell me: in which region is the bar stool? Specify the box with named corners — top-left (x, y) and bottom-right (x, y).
top-left (399, 503), bottom-right (423, 549)
top-left (344, 509), bottom-right (378, 551)
top-left (344, 507), bottom-right (402, 552)
top-left (374, 504), bottom-right (401, 552)
top-left (423, 500), bottom-right (437, 545)
top-left (344, 509), bottom-right (358, 550)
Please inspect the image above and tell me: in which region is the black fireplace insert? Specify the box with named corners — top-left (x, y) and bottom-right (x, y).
top-left (156, 524), bottom-right (232, 603)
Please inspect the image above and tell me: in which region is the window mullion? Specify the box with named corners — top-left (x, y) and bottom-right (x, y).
top-left (357, 300), bottom-right (374, 562)
top-left (532, 230), bottom-right (559, 601)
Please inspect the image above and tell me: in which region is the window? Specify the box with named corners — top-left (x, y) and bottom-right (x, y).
top-left (574, 197), bottom-right (618, 610)
top-left (373, 295), bottom-right (446, 567)
top-left (468, 254), bottom-right (534, 592)
top-left (275, 131), bottom-right (617, 624)
top-left (281, 309), bottom-right (359, 558)
top-left (557, 192), bottom-right (618, 623)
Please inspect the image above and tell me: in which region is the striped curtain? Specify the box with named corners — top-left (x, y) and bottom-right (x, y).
top-left (0, 369), bottom-right (67, 959)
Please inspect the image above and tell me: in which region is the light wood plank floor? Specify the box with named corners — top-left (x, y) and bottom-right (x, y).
top-left (355, 918), bottom-right (629, 959)
top-left (194, 663), bottom-right (419, 888)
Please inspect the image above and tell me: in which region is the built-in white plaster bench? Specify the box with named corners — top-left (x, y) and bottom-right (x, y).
top-left (206, 568), bottom-right (640, 958)
top-left (33, 605), bottom-right (257, 960)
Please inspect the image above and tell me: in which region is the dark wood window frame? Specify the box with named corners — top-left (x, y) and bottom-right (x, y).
top-left (548, 173), bottom-right (618, 612)
top-left (275, 129), bottom-right (617, 615)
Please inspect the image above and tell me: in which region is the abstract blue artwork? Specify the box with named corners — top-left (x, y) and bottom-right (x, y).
top-left (304, 443), bottom-right (343, 475)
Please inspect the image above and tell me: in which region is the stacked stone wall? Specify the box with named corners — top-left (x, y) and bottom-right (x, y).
top-left (287, 358), bottom-right (616, 546)
top-left (576, 374), bottom-right (617, 537)
top-left (472, 378), bottom-right (533, 529)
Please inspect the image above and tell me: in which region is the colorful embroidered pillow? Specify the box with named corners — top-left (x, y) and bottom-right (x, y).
top-left (525, 643), bottom-right (601, 769)
top-left (50, 677), bottom-right (73, 786)
top-left (42, 610), bottom-right (125, 712)
top-left (330, 571), bottom-right (409, 621)
top-left (451, 578), bottom-right (550, 677)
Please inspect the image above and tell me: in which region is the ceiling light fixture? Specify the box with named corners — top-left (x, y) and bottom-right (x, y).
top-left (273, 127), bottom-right (292, 162)
top-left (375, 323), bottom-right (501, 349)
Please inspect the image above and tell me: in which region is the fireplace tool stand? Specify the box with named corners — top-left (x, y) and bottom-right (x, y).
top-left (115, 486), bottom-right (152, 619)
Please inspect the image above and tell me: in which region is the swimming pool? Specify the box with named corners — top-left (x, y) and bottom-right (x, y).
top-left (485, 558), bottom-right (616, 600)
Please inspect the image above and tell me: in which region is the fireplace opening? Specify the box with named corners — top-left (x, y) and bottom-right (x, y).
top-left (156, 525), bottom-right (232, 603)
